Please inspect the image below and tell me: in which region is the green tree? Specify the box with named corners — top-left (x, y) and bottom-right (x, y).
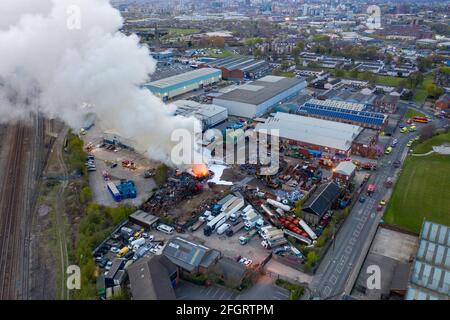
top-left (417, 57), bottom-right (433, 72)
top-left (296, 41), bottom-right (305, 52)
top-left (304, 251), bottom-right (318, 271)
top-left (426, 83), bottom-right (444, 98)
top-left (80, 186), bottom-right (92, 204)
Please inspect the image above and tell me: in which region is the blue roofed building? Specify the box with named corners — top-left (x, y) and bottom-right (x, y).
top-left (144, 68), bottom-right (222, 101)
top-left (297, 99), bottom-right (387, 130)
top-left (405, 220), bottom-right (450, 300)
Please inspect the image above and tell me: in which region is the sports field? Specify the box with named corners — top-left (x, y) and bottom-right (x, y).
top-left (384, 133), bottom-right (450, 233)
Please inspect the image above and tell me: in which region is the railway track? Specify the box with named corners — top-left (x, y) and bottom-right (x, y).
top-left (0, 116), bottom-right (46, 300)
top-left (0, 124), bottom-right (28, 299)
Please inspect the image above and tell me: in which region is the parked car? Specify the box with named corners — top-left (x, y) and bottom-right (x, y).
top-left (110, 246), bottom-right (120, 254)
top-left (359, 197), bottom-right (366, 203)
top-left (392, 139), bottom-right (398, 147)
top-left (105, 261), bottom-right (113, 270)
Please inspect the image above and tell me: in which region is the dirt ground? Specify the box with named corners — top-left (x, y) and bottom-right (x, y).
top-left (169, 183), bottom-right (230, 225)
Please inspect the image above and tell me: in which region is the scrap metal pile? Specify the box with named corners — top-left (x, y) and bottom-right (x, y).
top-left (141, 171), bottom-right (203, 214)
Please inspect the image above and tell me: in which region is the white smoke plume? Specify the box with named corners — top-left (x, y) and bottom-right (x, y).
top-left (0, 0), bottom-right (203, 166)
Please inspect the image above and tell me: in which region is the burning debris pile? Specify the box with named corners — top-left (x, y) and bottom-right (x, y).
top-left (189, 163), bottom-right (214, 180)
top-left (141, 171), bottom-right (204, 215)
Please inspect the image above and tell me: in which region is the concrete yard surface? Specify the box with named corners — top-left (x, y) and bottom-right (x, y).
top-left (351, 226), bottom-right (418, 300)
top-left (175, 275), bottom-right (290, 300)
top-left (190, 227), bottom-right (271, 265)
top-left (370, 227), bottom-right (418, 263)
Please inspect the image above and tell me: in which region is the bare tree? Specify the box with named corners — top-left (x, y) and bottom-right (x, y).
top-left (420, 123), bottom-right (436, 141)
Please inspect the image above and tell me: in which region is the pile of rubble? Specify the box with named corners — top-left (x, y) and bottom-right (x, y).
top-left (141, 172), bottom-right (203, 215)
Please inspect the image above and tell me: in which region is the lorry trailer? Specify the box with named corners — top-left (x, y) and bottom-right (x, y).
top-left (266, 199), bottom-right (291, 212)
top-left (299, 219), bottom-right (317, 240)
top-left (283, 229), bottom-right (312, 246)
top-left (217, 223), bottom-right (231, 235)
top-left (204, 197), bottom-right (245, 236)
top-left (226, 221), bottom-right (245, 237)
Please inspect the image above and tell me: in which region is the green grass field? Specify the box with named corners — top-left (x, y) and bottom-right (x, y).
top-left (329, 69), bottom-right (403, 86)
top-left (384, 133), bottom-right (450, 233)
top-left (205, 49), bottom-right (234, 58)
top-left (404, 108), bottom-right (426, 119)
top-left (413, 73), bottom-right (434, 103)
top-left (167, 28), bottom-right (200, 36)
top-left (376, 75), bottom-right (404, 86)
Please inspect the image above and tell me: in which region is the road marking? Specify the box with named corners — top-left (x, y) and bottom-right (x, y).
top-left (218, 290), bottom-right (227, 300)
top-left (345, 246), bottom-right (352, 255)
top-left (323, 286), bottom-right (331, 297)
top-left (330, 275), bottom-right (337, 284)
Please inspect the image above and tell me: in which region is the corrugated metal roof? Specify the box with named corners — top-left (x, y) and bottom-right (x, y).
top-left (146, 68), bottom-right (221, 89)
top-left (162, 237), bottom-right (210, 272)
top-left (406, 220), bottom-right (450, 300)
top-left (255, 112), bottom-right (363, 151)
top-left (214, 76), bottom-right (305, 106)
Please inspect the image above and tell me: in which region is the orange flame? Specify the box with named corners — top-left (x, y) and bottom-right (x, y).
top-left (192, 164), bottom-right (209, 178)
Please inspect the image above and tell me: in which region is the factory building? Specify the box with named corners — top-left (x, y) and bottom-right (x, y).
top-left (255, 112), bottom-right (363, 156)
top-left (144, 68), bottom-right (222, 101)
top-left (173, 100), bottom-right (228, 130)
top-left (214, 76), bottom-right (306, 119)
top-left (199, 56), bottom-right (271, 81)
top-left (406, 220), bottom-right (450, 300)
top-left (297, 99), bottom-right (387, 130)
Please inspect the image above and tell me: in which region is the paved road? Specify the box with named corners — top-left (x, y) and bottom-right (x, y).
top-left (310, 103), bottom-right (449, 300)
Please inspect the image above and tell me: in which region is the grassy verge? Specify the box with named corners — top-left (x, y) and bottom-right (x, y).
top-left (275, 279), bottom-right (305, 300)
top-left (412, 132), bottom-right (450, 154)
top-left (383, 133), bottom-right (450, 233)
top-left (405, 108), bottom-right (426, 119)
top-left (64, 133), bottom-right (136, 299)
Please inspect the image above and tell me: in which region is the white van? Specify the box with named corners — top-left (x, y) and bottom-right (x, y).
top-left (157, 224), bottom-right (174, 235)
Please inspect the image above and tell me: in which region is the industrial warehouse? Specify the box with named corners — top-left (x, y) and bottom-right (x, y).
top-left (144, 67), bottom-right (222, 101)
top-left (297, 99), bottom-right (388, 129)
top-left (198, 56), bottom-right (271, 81)
top-left (173, 100), bottom-right (228, 130)
top-left (255, 112), bottom-right (363, 156)
top-left (214, 75), bottom-right (307, 118)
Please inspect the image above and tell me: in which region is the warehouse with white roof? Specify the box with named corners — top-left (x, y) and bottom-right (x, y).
top-left (255, 112), bottom-right (363, 156)
top-left (213, 75), bottom-right (306, 118)
top-left (173, 100), bottom-right (228, 130)
top-left (144, 68), bottom-right (222, 101)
